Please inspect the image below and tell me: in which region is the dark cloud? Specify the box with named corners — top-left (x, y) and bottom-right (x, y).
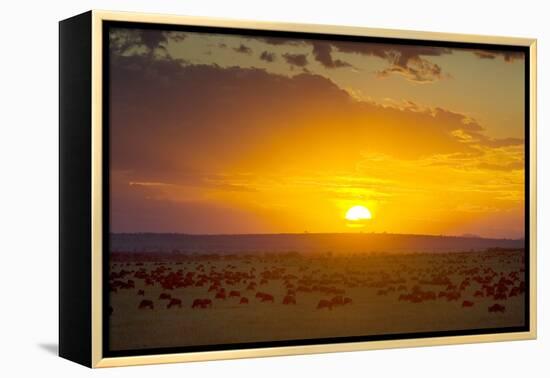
top-left (247, 36), bottom-right (523, 82)
top-left (111, 174), bottom-right (267, 233)
top-left (376, 59), bottom-right (444, 82)
top-left (334, 43), bottom-right (451, 82)
top-left (234, 44), bottom-right (253, 54)
top-left (110, 53), bottom-right (352, 180)
top-left (166, 31), bottom-right (186, 43)
top-left (260, 51), bottom-right (276, 62)
top-left (471, 49), bottom-right (524, 62)
top-left (110, 50), bottom-right (519, 179)
top-left (431, 107), bottom-right (483, 132)
top-left (110, 28), bottom-right (187, 56)
top-left (139, 30), bottom-right (168, 52)
top-left (311, 41), bottom-right (353, 68)
top-left (248, 36), bottom-right (452, 82)
top-left (110, 28), bottom-right (141, 55)
top-left (253, 36), bottom-right (305, 46)
top-left (255, 35), bottom-right (506, 68)
top-left (282, 53), bottom-right (308, 67)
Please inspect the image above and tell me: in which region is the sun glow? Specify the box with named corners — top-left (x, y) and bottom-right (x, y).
top-left (345, 205), bottom-right (372, 221)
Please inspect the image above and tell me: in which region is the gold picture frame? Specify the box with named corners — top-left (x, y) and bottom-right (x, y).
top-left (59, 9), bottom-right (537, 368)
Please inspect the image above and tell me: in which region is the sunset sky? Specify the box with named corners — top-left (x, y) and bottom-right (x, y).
top-left (109, 26), bottom-right (525, 238)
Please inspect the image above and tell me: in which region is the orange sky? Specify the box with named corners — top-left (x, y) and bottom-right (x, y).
top-left (109, 27), bottom-right (525, 238)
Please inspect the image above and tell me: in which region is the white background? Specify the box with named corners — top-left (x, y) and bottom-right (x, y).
top-left (0, 0), bottom-right (547, 376)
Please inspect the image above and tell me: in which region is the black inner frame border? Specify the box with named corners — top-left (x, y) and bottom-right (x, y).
top-left (101, 20), bottom-right (531, 358)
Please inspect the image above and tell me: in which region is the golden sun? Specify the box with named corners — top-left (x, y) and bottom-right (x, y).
top-left (345, 205), bottom-right (372, 221)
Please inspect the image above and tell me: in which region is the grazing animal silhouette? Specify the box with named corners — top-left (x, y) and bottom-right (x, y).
top-left (159, 293), bottom-right (171, 300)
top-left (256, 291), bottom-right (274, 302)
top-left (421, 291), bottom-right (436, 301)
top-left (240, 297), bottom-right (249, 304)
top-left (485, 286), bottom-right (495, 296)
top-left (462, 300), bottom-right (474, 307)
top-left (137, 289), bottom-right (145, 296)
top-left (488, 303), bottom-right (506, 313)
top-left (445, 292), bottom-right (461, 301)
top-left (331, 296), bottom-right (344, 306)
top-left (283, 295), bottom-right (296, 305)
top-left (192, 298), bottom-right (212, 309)
top-left (494, 292), bottom-right (507, 300)
top-left (317, 299), bottom-right (332, 310)
top-left (215, 291), bottom-right (226, 300)
top-left (261, 293), bottom-right (274, 302)
top-left (138, 299), bottom-right (154, 310)
top-left (167, 298), bottom-right (182, 309)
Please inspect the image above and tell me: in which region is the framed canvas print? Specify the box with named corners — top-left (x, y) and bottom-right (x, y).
top-left (59, 10), bottom-right (537, 368)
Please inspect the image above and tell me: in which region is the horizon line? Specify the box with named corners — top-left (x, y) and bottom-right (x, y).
top-left (110, 231), bottom-right (525, 241)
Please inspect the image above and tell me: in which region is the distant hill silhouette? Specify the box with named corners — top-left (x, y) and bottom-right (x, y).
top-left (110, 232), bottom-right (524, 254)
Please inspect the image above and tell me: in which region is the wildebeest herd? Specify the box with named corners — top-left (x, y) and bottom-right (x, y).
top-left (108, 248), bottom-right (525, 351)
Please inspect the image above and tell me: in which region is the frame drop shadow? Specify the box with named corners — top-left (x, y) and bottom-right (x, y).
top-left (38, 343), bottom-right (58, 356)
